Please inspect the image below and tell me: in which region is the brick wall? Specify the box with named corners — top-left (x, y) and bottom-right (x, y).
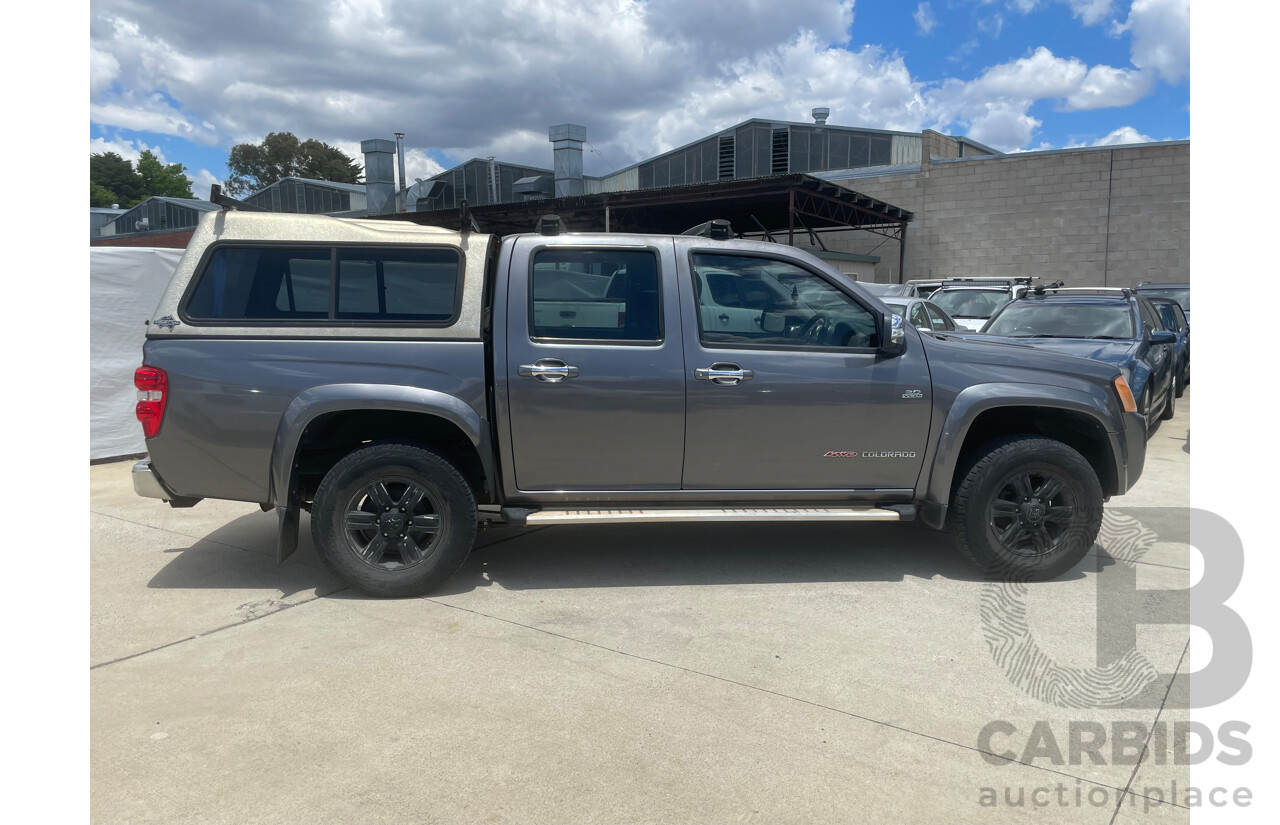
top-left (91, 229), bottom-right (193, 249)
top-left (821, 142), bottom-right (1189, 286)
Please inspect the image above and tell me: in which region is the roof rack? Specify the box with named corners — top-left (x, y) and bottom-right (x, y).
top-left (906, 276), bottom-right (1036, 286)
top-left (1026, 285), bottom-right (1132, 298)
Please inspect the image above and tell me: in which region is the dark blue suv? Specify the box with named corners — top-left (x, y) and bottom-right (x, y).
top-left (980, 288), bottom-right (1178, 435)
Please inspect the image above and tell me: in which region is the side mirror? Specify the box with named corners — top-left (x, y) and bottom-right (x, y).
top-left (881, 312), bottom-right (907, 355)
top-left (1149, 330), bottom-right (1176, 345)
top-left (760, 310), bottom-right (787, 334)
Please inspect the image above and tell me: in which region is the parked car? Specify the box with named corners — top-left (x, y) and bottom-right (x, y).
top-left (980, 288), bottom-right (1177, 434)
top-left (859, 282), bottom-right (910, 298)
top-left (1135, 282), bottom-right (1190, 324)
top-left (880, 297), bottom-right (959, 332)
top-left (928, 284), bottom-right (1031, 331)
top-left (903, 276), bottom-right (1033, 298)
top-left (1148, 297), bottom-right (1190, 397)
top-left (132, 211), bottom-right (1148, 595)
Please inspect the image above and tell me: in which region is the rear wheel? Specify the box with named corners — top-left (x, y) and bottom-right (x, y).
top-left (951, 436), bottom-right (1103, 581)
top-left (312, 443), bottom-right (477, 598)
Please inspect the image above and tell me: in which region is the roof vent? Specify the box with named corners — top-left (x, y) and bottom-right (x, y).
top-left (812, 107), bottom-right (830, 125)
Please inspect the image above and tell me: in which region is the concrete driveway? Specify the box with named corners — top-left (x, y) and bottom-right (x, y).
top-left (91, 394), bottom-right (1193, 824)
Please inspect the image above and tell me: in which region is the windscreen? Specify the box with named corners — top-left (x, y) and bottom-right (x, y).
top-left (930, 289), bottom-right (1010, 319)
top-left (984, 302), bottom-right (1136, 339)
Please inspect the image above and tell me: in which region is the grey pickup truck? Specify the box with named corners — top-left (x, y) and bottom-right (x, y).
top-left (132, 210), bottom-right (1146, 596)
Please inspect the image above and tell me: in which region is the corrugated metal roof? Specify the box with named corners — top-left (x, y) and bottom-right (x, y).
top-left (816, 163), bottom-right (922, 182)
top-left (247, 177), bottom-right (368, 198)
top-left (147, 197), bottom-right (220, 212)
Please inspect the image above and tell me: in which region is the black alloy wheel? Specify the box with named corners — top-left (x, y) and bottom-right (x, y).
top-left (988, 469), bottom-right (1077, 557)
top-left (342, 476), bottom-right (445, 570)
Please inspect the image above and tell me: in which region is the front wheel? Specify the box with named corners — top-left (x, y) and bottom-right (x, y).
top-left (950, 436), bottom-right (1104, 581)
top-left (311, 443), bottom-right (477, 597)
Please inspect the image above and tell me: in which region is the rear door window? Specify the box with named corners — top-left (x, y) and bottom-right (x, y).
top-left (923, 302), bottom-right (954, 331)
top-left (529, 248), bottom-right (662, 342)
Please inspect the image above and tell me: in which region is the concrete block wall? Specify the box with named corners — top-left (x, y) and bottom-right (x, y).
top-left (815, 142), bottom-right (1189, 286)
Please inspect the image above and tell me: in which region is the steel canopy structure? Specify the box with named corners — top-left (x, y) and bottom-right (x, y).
top-left (377, 173), bottom-right (913, 278)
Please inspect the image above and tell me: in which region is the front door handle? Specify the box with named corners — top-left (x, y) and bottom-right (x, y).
top-left (695, 363), bottom-right (754, 386)
top-left (518, 358), bottom-right (580, 383)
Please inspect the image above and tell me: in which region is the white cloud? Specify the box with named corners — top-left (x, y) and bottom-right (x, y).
top-left (403, 149), bottom-right (446, 181)
top-left (1112, 0), bottom-right (1190, 85)
top-left (995, 1), bottom-right (1116, 26)
top-left (914, 3), bottom-right (937, 35)
top-left (89, 136), bottom-right (167, 164)
top-left (1092, 126), bottom-right (1155, 145)
top-left (1064, 64), bottom-right (1156, 110)
top-left (925, 46), bottom-right (1156, 149)
top-left (89, 101), bottom-right (217, 143)
top-left (88, 0), bottom-right (1177, 165)
top-left (1067, 0), bottom-right (1115, 25)
top-left (90, 48), bottom-right (120, 95)
top-left (191, 168), bottom-right (221, 199)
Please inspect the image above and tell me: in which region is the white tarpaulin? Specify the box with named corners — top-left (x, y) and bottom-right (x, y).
top-left (91, 247), bottom-right (183, 461)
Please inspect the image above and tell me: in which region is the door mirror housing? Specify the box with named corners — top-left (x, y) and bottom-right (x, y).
top-left (880, 312), bottom-right (907, 355)
top-left (1149, 330), bottom-right (1176, 345)
top-left (759, 310), bottom-right (787, 334)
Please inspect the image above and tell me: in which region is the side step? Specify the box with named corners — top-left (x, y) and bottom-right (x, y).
top-left (519, 507), bottom-right (907, 526)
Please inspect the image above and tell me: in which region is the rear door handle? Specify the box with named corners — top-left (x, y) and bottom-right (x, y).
top-left (518, 358), bottom-right (580, 382)
top-left (695, 363), bottom-right (754, 386)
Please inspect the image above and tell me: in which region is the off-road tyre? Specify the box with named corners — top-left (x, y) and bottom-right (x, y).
top-left (950, 435), bottom-right (1104, 581)
top-left (311, 442), bottom-right (477, 598)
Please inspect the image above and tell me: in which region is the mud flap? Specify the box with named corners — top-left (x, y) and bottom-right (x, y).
top-left (276, 504), bottom-right (299, 563)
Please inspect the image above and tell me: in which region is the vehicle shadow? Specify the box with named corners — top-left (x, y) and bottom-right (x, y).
top-left (146, 511), bottom-right (341, 598)
top-left (146, 512), bottom-right (1122, 597)
top-left (433, 521), bottom-right (1110, 595)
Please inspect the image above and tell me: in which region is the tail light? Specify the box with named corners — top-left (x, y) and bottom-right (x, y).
top-left (135, 366), bottom-right (169, 438)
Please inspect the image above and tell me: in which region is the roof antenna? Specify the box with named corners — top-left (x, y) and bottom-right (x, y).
top-left (749, 215), bottom-right (777, 243)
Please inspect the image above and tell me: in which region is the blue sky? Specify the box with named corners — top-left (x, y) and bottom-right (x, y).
top-left (90, 0), bottom-right (1190, 198)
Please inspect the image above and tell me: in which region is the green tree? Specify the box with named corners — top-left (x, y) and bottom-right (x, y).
top-left (90, 151), bottom-right (143, 207)
top-left (136, 149), bottom-right (194, 199)
top-left (90, 181), bottom-right (119, 208)
top-left (224, 132), bottom-right (362, 196)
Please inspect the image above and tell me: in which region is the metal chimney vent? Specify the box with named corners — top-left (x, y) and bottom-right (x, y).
top-left (812, 107), bottom-right (830, 124)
